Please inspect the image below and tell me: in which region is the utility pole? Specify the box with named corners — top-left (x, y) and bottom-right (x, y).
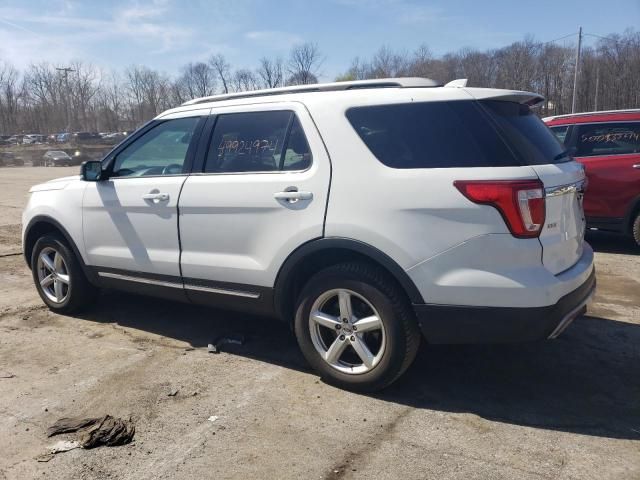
top-left (56, 66), bottom-right (75, 132)
top-left (594, 66), bottom-right (599, 111)
top-left (571, 27), bottom-right (582, 113)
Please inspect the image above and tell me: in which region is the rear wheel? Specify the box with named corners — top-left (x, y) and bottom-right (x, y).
top-left (632, 211), bottom-right (640, 248)
top-left (31, 234), bottom-right (97, 314)
top-left (294, 262), bottom-right (420, 391)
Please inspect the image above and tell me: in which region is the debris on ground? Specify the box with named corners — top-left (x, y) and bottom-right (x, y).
top-left (208, 334), bottom-right (246, 354)
top-left (208, 415), bottom-right (219, 423)
top-left (168, 387), bottom-right (179, 397)
top-left (0, 372), bottom-right (15, 378)
top-left (47, 415), bottom-right (135, 450)
top-left (49, 440), bottom-right (80, 453)
top-left (35, 453), bottom-right (54, 462)
top-left (47, 417), bottom-right (99, 436)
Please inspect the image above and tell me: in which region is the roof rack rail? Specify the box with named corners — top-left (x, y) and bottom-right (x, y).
top-left (543, 108), bottom-right (640, 121)
top-left (181, 77), bottom-right (441, 106)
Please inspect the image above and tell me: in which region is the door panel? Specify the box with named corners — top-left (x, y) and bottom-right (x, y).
top-left (179, 103), bottom-right (331, 288)
top-left (83, 116), bottom-right (202, 276)
top-left (83, 176), bottom-right (187, 275)
top-left (577, 154), bottom-right (640, 218)
top-left (571, 121), bottom-right (640, 218)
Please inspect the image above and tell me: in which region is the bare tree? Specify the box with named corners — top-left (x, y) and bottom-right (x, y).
top-left (287, 43), bottom-right (322, 85)
top-left (0, 62), bottom-right (21, 133)
top-left (179, 62), bottom-right (216, 99)
top-left (231, 69), bottom-right (259, 92)
top-left (209, 54), bottom-right (231, 94)
top-left (257, 57), bottom-right (284, 88)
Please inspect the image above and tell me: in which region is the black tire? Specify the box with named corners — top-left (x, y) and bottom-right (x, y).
top-left (31, 233), bottom-right (97, 314)
top-left (632, 211), bottom-right (640, 248)
top-left (294, 262), bottom-right (421, 392)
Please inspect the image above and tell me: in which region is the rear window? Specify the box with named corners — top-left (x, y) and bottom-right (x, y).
top-left (574, 122), bottom-right (640, 157)
top-left (346, 100), bottom-right (565, 169)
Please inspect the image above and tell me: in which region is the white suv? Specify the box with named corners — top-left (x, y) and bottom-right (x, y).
top-left (22, 78), bottom-right (595, 391)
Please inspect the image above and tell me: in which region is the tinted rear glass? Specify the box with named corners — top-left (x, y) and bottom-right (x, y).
top-left (480, 100), bottom-right (565, 165)
top-left (346, 100), bottom-right (565, 168)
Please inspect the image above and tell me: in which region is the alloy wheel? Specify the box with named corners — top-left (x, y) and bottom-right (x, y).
top-left (36, 247), bottom-right (70, 304)
top-left (308, 288), bottom-right (386, 374)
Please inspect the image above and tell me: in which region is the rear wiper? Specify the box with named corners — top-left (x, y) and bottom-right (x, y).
top-left (553, 147), bottom-right (576, 161)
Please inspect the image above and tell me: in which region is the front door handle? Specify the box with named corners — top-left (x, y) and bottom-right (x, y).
top-left (273, 190), bottom-right (313, 203)
top-left (142, 192), bottom-right (170, 203)
top-left (633, 164), bottom-right (640, 169)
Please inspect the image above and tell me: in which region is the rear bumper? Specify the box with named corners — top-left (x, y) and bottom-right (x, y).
top-left (413, 269), bottom-right (596, 344)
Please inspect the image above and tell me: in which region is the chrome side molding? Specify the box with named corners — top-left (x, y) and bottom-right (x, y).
top-left (184, 283), bottom-right (260, 299)
top-left (97, 271), bottom-right (261, 299)
top-left (98, 271), bottom-right (182, 289)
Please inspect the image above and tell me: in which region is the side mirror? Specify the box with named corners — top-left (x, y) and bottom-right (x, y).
top-left (81, 161), bottom-right (104, 181)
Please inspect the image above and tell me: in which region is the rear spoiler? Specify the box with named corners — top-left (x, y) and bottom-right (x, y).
top-left (461, 87), bottom-right (544, 107)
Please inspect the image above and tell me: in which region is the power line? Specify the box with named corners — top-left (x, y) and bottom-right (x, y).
top-left (542, 32), bottom-right (578, 46)
top-left (583, 32), bottom-right (639, 47)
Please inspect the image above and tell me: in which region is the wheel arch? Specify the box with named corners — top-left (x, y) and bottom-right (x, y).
top-left (23, 216), bottom-right (95, 282)
top-left (273, 237), bottom-right (424, 324)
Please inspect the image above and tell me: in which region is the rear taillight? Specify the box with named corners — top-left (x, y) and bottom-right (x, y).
top-left (454, 180), bottom-right (545, 238)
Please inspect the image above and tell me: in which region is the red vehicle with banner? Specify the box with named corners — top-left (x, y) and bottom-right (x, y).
top-left (544, 109), bottom-right (640, 247)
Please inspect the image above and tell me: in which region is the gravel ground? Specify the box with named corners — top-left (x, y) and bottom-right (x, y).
top-left (0, 166), bottom-right (638, 480)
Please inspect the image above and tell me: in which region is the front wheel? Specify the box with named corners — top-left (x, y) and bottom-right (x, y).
top-left (31, 234), bottom-right (97, 314)
top-left (294, 262), bottom-right (420, 392)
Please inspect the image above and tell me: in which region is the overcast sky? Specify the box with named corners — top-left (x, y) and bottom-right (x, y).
top-left (0, 0), bottom-right (638, 80)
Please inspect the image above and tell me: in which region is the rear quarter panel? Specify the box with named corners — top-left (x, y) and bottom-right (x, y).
top-left (304, 90), bottom-right (540, 271)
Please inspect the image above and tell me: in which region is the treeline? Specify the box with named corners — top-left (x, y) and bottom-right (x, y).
top-left (338, 30), bottom-right (640, 117)
top-left (0, 30), bottom-right (638, 135)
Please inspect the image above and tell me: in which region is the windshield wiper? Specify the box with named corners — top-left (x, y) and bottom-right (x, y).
top-left (553, 147), bottom-right (576, 161)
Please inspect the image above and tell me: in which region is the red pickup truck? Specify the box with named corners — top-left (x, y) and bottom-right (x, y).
top-left (544, 110), bottom-right (640, 247)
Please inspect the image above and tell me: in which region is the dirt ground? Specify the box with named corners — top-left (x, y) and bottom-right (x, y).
top-left (0, 166), bottom-right (638, 480)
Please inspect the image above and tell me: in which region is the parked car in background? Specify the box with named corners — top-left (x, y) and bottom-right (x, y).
top-left (23, 134), bottom-right (46, 144)
top-left (42, 150), bottom-right (73, 167)
top-left (8, 135), bottom-right (23, 144)
top-left (0, 151), bottom-right (24, 167)
top-left (544, 109), bottom-right (640, 247)
top-left (56, 133), bottom-right (71, 143)
top-left (73, 132), bottom-right (102, 144)
top-left (101, 132), bottom-right (127, 144)
top-left (23, 78), bottom-right (595, 391)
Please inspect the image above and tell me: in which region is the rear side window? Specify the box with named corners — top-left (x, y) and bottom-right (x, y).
top-left (281, 116), bottom-right (312, 171)
top-left (549, 125), bottom-right (569, 145)
top-left (346, 100), bottom-right (565, 169)
top-left (574, 122), bottom-right (640, 157)
top-left (204, 111), bottom-right (312, 173)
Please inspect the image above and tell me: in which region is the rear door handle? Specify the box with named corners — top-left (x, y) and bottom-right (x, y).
top-left (633, 164), bottom-right (640, 169)
top-left (142, 192), bottom-right (170, 202)
top-left (273, 190), bottom-right (313, 203)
